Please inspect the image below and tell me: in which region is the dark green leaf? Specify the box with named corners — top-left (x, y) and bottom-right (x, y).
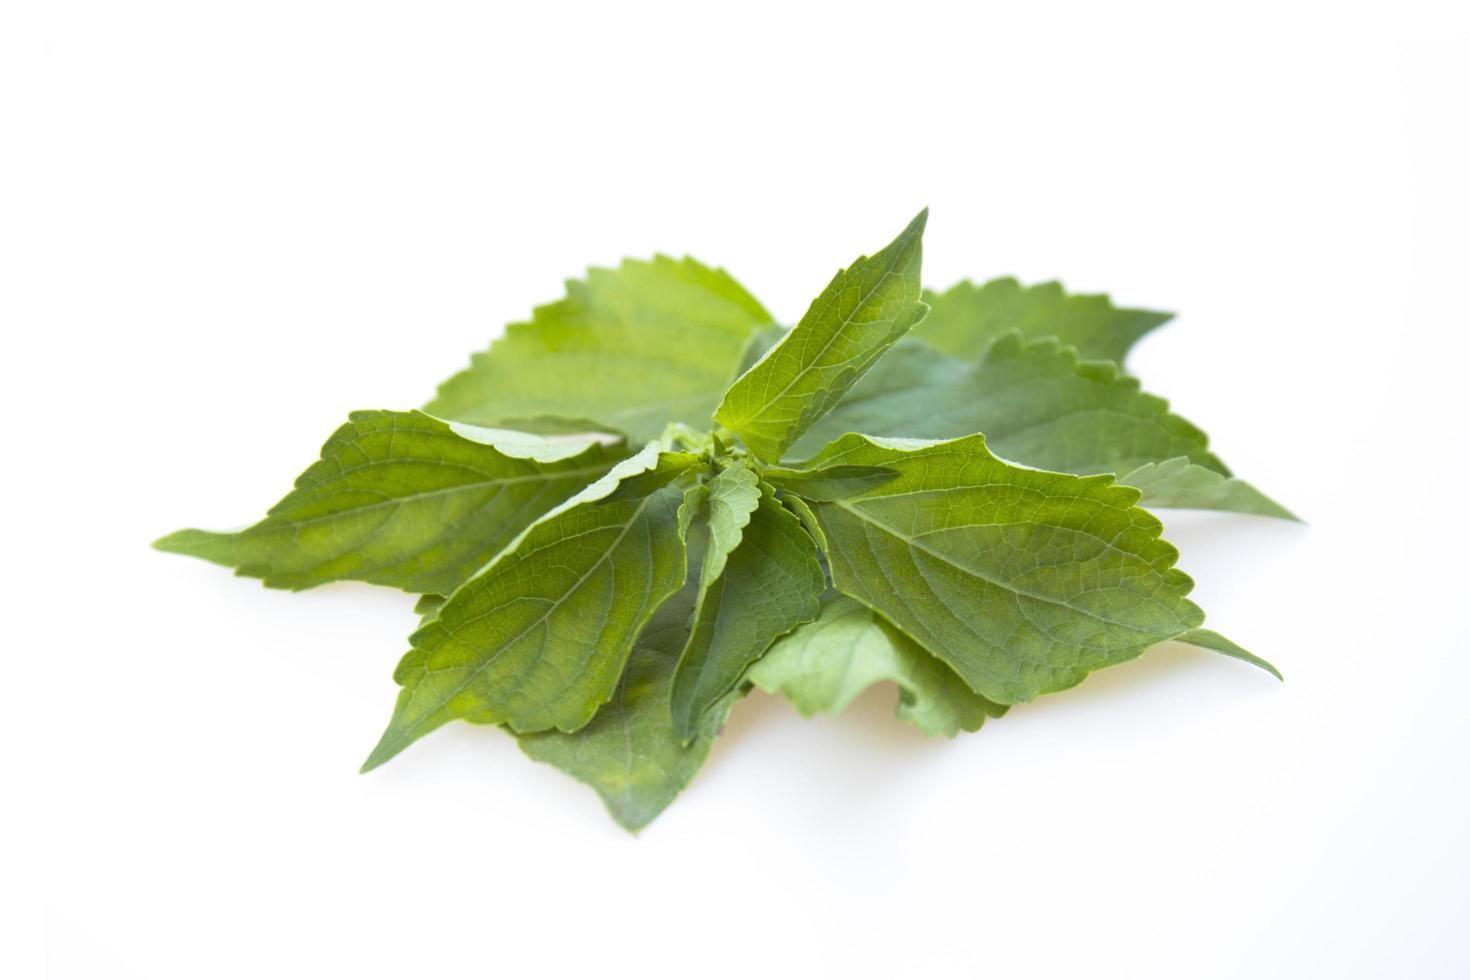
top-left (758, 463), bottom-right (899, 502)
top-left (362, 445), bottom-right (700, 770)
top-left (670, 478), bottom-right (824, 741)
top-left (517, 499), bottom-right (740, 833)
top-left (793, 433), bottom-right (1209, 704)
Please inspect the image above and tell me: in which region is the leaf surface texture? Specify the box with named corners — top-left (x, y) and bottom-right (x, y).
top-left (363, 445), bottom-right (700, 769)
top-left (518, 516), bottom-right (741, 832)
top-left (715, 210), bottom-right (929, 460)
top-left (428, 257), bottom-right (773, 441)
top-left (670, 478), bottom-right (824, 740)
top-left (780, 433), bottom-right (1207, 703)
top-left (918, 277), bottom-right (1171, 363)
top-left (155, 410), bottom-right (628, 595)
top-left (794, 335), bottom-right (1292, 519)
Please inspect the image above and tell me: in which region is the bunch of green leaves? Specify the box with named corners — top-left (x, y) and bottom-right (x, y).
top-left (158, 210), bottom-right (1292, 832)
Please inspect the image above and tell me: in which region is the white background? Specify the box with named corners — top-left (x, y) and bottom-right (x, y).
top-left (8, 3), bottom-right (1470, 978)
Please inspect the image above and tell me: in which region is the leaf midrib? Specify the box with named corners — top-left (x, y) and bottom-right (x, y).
top-left (266, 461), bottom-right (614, 529)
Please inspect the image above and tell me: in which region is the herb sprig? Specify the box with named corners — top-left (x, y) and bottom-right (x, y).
top-left (158, 210), bottom-right (1292, 831)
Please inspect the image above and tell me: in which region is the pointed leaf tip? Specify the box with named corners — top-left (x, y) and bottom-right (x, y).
top-left (152, 528), bottom-right (236, 564)
top-left (714, 209), bottom-right (930, 460)
top-left (1121, 459), bottom-right (1300, 522)
top-left (900, 206), bottom-right (928, 237)
top-left (359, 731), bottom-right (404, 773)
top-left (1175, 628), bottom-right (1284, 682)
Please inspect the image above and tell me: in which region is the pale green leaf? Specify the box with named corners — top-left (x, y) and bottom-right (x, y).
top-left (427, 256), bottom-right (774, 441)
top-left (443, 422), bottom-right (625, 461)
top-left (779, 433), bottom-right (1208, 704)
top-left (517, 495), bottom-right (740, 832)
top-left (362, 444), bottom-right (701, 770)
top-left (1173, 628), bottom-right (1284, 681)
top-left (917, 277), bottom-right (1172, 363)
top-left (1121, 458), bottom-right (1301, 521)
top-left (714, 210), bottom-right (929, 460)
top-left (748, 596), bottom-right (1007, 737)
top-left (670, 478), bottom-right (824, 741)
top-left (154, 410), bottom-right (629, 595)
top-left (694, 461), bottom-right (762, 586)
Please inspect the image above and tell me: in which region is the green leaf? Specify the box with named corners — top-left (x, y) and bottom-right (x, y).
top-left (1121, 457), bottom-right (1301, 521)
top-left (917, 277), bottom-right (1172, 363)
top-left (519, 644), bottom-right (741, 834)
top-left (413, 593), bottom-right (446, 619)
top-left (691, 461), bottom-right (763, 587)
top-left (714, 210), bottom-right (930, 461)
top-left (791, 334), bottom-right (1295, 520)
top-left (792, 333), bottom-right (1220, 472)
top-left (440, 422), bottom-right (626, 461)
top-left (362, 444), bottom-right (701, 771)
top-left (778, 492), bottom-right (829, 553)
top-left (733, 323), bottom-right (790, 377)
top-left (780, 433), bottom-right (1208, 704)
top-left (1173, 628), bottom-right (1284, 681)
top-left (517, 495), bottom-right (741, 833)
top-left (670, 478), bottom-right (824, 741)
top-left (154, 410), bottom-right (629, 595)
top-left (427, 256), bottom-right (774, 441)
top-left (748, 596), bottom-right (1007, 737)
top-left (757, 463), bottom-right (898, 502)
